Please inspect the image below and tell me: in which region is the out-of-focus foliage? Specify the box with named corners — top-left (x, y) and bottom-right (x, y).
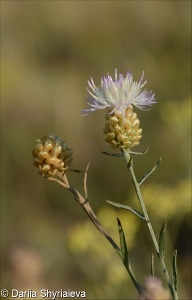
top-left (1, 1), bottom-right (191, 299)
top-left (160, 97), bottom-right (191, 170)
top-left (68, 208), bottom-right (139, 298)
top-left (67, 177), bottom-right (191, 299)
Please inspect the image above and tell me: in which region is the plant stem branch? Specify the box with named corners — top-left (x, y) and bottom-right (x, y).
top-left (123, 151), bottom-right (178, 300)
top-left (49, 171), bottom-right (142, 294)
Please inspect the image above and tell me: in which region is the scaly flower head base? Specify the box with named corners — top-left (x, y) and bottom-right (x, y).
top-left (82, 69), bottom-right (156, 116)
top-left (104, 105), bottom-right (142, 150)
top-left (32, 135), bottom-right (73, 178)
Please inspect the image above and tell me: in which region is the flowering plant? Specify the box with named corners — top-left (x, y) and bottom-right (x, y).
top-left (32, 70), bottom-right (178, 300)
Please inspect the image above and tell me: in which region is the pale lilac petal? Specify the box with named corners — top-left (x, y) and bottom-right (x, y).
top-left (82, 69), bottom-right (156, 115)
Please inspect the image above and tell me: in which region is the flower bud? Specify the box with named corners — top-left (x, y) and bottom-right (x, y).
top-left (32, 135), bottom-right (73, 177)
top-left (104, 105), bottom-right (142, 150)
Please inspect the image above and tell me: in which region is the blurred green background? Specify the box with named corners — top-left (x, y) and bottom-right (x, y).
top-left (1, 1), bottom-right (191, 299)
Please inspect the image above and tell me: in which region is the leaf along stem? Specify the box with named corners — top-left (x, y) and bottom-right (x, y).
top-left (117, 218), bottom-right (142, 294)
top-left (50, 170), bottom-right (142, 294)
top-left (151, 253), bottom-right (155, 277)
top-left (123, 151), bottom-right (178, 300)
top-left (106, 200), bottom-right (145, 219)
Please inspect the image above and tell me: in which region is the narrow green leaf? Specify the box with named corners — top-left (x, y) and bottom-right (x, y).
top-left (106, 200), bottom-right (145, 219)
top-left (102, 151), bottom-right (123, 157)
top-left (172, 250), bottom-right (178, 293)
top-left (139, 157), bottom-right (162, 186)
top-left (117, 218), bottom-right (142, 295)
top-left (117, 218), bottom-right (128, 267)
top-left (129, 147), bottom-right (149, 155)
top-left (117, 218), bottom-right (142, 294)
top-left (151, 253), bottom-right (155, 277)
top-left (159, 222), bottom-right (167, 260)
top-left (69, 169), bottom-right (82, 173)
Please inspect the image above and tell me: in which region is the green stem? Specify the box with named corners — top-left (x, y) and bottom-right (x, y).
top-left (51, 173), bottom-right (142, 294)
top-left (123, 151), bottom-right (178, 300)
top-left (68, 182), bottom-right (142, 294)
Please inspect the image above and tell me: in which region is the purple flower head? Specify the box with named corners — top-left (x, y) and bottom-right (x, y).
top-left (82, 69), bottom-right (156, 116)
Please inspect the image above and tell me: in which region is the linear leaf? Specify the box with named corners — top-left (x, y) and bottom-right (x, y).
top-left (159, 222), bottom-right (166, 260)
top-left (172, 250), bottom-right (178, 293)
top-left (102, 151), bottom-right (123, 157)
top-left (129, 147), bottom-right (149, 155)
top-left (117, 218), bottom-right (142, 294)
top-left (139, 157), bottom-right (162, 186)
top-left (117, 218), bottom-right (128, 267)
top-left (107, 200), bottom-right (145, 219)
top-left (151, 253), bottom-right (155, 277)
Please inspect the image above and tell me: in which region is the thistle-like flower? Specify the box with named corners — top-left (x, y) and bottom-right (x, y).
top-left (82, 69), bottom-right (156, 150)
top-left (82, 69), bottom-right (156, 116)
top-left (32, 135), bottom-right (73, 177)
